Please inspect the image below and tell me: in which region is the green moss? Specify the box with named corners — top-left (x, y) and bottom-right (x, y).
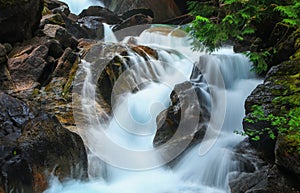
top-left (62, 59), bottom-right (79, 99)
top-left (42, 6), bottom-right (51, 16)
top-left (48, 14), bottom-right (66, 27)
top-left (284, 130), bottom-right (300, 153)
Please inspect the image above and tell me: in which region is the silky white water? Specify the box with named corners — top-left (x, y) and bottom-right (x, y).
top-left (59, 0), bottom-right (104, 15)
top-left (103, 23), bottom-right (119, 43)
top-left (44, 26), bottom-right (261, 193)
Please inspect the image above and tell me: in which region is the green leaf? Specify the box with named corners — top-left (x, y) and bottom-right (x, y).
top-left (195, 16), bottom-right (210, 23)
top-left (242, 27), bottom-right (255, 35)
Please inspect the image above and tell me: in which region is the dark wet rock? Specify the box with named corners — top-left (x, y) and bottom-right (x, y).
top-left (2, 43), bottom-right (12, 55)
top-left (230, 165), bottom-right (300, 193)
top-left (77, 16), bottom-right (105, 39)
top-left (154, 64), bottom-right (211, 147)
top-left (43, 24), bottom-right (78, 49)
top-left (52, 47), bottom-right (78, 77)
top-left (83, 43), bottom-right (158, 110)
top-left (234, 23), bottom-right (299, 72)
top-left (230, 139), bottom-right (300, 193)
top-left (19, 113), bottom-right (88, 178)
top-left (0, 92), bottom-right (32, 141)
top-left (52, 4), bottom-right (70, 16)
top-left (275, 133), bottom-right (300, 181)
top-left (154, 70), bottom-right (211, 147)
top-left (79, 6), bottom-right (121, 25)
top-left (55, 28), bottom-right (79, 50)
top-left (0, 63), bottom-right (14, 91)
top-left (0, 92), bottom-right (33, 192)
top-left (0, 0), bottom-right (43, 43)
top-left (161, 14), bottom-right (195, 25)
top-left (0, 113), bottom-right (88, 193)
top-left (104, 0), bottom-right (182, 22)
top-left (173, 0), bottom-right (189, 14)
top-left (243, 59), bottom-right (300, 160)
top-left (44, 0), bottom-right (68, 12)
top-left (40, 13), bottom-right (66, 28)
top-left (119, 8), bottom-right (154, 20)
top-left (130, 45), bottom-right (158, 59)
top-left (8, 45), bottom-right (49, 89)
top-left (0, 44), bottom-right (7, 64)
top-left (232, 139), bottom-right (266, 173)
top-left (61, 14), bottom-right (93, 40)
top-left (46, 39), bottom-right (64, 59)
top-left (43, 24), bottom-right (65, 38)
top-left (113, 14), bottom-right (153, 31)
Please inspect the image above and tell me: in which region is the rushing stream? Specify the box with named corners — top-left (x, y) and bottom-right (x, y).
top-left (59, 0), bottom-right (104, 15)
top-left (43, 2), bottom-right (261, 192)
top-left (43, 23), bottom-right (262, 193)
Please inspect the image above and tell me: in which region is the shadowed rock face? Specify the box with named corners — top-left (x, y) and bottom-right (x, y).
top-left (103, 0), bottom-right (182, 22)
top-left (0, 0), bottom-right (43, 43)
top-left (154, 66), bottom-right (211, 148)
top-left (0, 92), bottom-right (88, 193)
top-left (230, 58), bottom-right (300, 192)
top-left (230, 139), bottom-right (300, 193)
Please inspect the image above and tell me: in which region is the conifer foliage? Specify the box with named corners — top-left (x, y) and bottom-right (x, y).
top-left (187, 0), bottom-right (300, 73)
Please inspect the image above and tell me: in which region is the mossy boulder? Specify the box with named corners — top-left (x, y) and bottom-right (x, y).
top-left (275, 133), bottom-right (300, 181)
top-left (243, 59), bottom-right (300, 188)
top-left (244, 59), bottom-right (300, 156)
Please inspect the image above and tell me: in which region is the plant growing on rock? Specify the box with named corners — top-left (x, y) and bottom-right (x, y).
top-left (241, 104), bottom-right (300, 154)
top-left (186, 0), bottom-right (300, 73)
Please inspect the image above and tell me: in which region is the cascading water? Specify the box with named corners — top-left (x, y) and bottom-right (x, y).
top-left (59, 0), bottom-right (104, 15)
top-left (44, 26), bottom-right (262, 193)
top-left (103, 23), bottom-right (118, 43)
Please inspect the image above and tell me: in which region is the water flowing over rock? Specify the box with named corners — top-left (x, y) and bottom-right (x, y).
top-left (154, 67), bottom-right (211, 147)
top-left (83, 43), bottom-right (158, 109)
top-left (0, 0), bottom-right (43, 43)
top-left (232, 59), bottom-right (300, 192)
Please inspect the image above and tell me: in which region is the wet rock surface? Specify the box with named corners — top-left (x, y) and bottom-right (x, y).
top-left (0, 0), bottom-right (299, 192)
top-left (233, 54), bottom-right (300, 191)
top-left (0, 92), bottom-right (88, 193)
top-left (154, 67), bottom-right (211, 147)
top-left (230, 139), bottom-right (300, 193)
top-left (0, 0), bottom-right (43, 44)
top-left (103, 0), bottom-right (182, 22)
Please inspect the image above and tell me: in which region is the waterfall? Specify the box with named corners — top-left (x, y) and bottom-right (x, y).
top-left (103, 23), bottom-right (118, 43)
top-left (59, 0), bottom-right (104, 15)
top-left (44, 27), bottom-right (262, 193)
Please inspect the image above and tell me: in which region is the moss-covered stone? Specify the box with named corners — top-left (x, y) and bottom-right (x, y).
top-left (243, 59), bottom-right (300, 181)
